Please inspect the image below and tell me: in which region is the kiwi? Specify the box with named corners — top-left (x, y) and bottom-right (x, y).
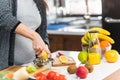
top-left (67, 65), bottom-right (77, 74)
top-left (84, 63), bottom-right (94, 73)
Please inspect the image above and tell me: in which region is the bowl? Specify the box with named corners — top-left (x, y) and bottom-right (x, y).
top-left (101, 45), bottom-right (112, 58)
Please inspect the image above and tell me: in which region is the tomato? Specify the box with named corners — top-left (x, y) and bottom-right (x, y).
top-left (34, 72), bottom-right (47, 80)
top-left (34, 72), bottom-right (43, 78)
top-left (47, 71), bottom-right (57, 80)
top-left (53, 75), bottom-right (60, 80)
top-left (38, 74), bottom-right (47, 80)
top-left (53, 74), bottom-right (66, 80)
top-left (57, 74), bottom-right (66, 80)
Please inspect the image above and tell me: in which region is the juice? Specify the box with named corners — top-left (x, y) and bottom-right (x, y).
top-left (88, 53), bottom-right (101, 64)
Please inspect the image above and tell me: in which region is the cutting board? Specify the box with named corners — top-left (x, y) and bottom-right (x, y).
top-left (0, 65), bottom-right (59, 80)
top-left (103, 68), bottom-right (120, 80)
top-left (52, 57), bottom-right (76, 66)
top-left (0, 66), bottom-right (22, 73)
top-left (0, 65), bottom-right (53, 75)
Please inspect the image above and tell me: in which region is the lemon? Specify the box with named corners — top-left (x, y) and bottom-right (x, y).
top-left (59, 55), bottom-right (68, 64)
top-left (104, 49), bottom-right (119, 63)
top-left (92, 44), bottom-right (100, 48)
top-left (41, 51), bottom-right (48, 60)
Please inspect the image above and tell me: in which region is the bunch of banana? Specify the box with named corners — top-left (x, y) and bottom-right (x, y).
top-left (98, 34), bottom-right (114, 44)
top-left (89, 27), bottom-right (110, 35)
top-left (81, 27), bottom-right (115, 45)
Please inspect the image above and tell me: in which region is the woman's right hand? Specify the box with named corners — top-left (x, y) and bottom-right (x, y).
top-left (15, 23), bottom-right (51, 57)
top-left (32, 32), bottom-right (51, 56)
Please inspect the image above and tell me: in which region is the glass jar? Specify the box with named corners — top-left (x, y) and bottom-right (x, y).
top-left (88, 30), bottom-right (101, 65)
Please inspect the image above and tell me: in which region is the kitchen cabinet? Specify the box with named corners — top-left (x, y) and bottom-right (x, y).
top-left (48, 34), bottom-right (83, 52)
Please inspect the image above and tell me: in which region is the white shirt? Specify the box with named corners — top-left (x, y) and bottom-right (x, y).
top-left (14, 0), bottom-right (41, 65)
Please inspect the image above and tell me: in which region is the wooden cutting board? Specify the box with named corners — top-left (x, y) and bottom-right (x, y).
top-left (52, 57), bottom-right (76, 66)
top-left (103, 68), bottom-right (120, 80)
top-left (0, 65), bottom-right (51, 74)
top-left (0, 65), bottom-right (59, 80)
top-left (0, 66), bottom-right (22, 73)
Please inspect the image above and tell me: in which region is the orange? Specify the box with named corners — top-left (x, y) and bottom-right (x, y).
top-left (100, 40), bottom-right (111, 48)
top-left (104, 49), bottom-right (119, 63)
top-left (4, 72), bottom-right (14, 78)
top-left (59, 55), bottom-right (68, 64)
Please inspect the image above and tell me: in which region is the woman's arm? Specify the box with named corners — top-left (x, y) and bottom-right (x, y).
top-left (0, 0), bottom-right (51, 57)
top-left (15, 23), bottom-right (51, 55)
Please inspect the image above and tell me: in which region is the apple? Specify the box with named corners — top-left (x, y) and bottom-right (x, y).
top-left (76, 66), bottom-right (88, 79)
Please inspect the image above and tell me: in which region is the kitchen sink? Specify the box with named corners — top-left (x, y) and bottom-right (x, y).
top-left (47, 18), bottom-right (101, 33)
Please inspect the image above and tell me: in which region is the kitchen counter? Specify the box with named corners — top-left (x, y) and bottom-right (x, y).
top-left (0, 50), bottom-right (120, 80)
top-left (47, 30), bottom-right (86, 36)
top-left (51, 50), bottom-right (120, 80)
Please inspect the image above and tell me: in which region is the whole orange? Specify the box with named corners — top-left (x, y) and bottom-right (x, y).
top-left (100, 40), bottom-right (111, 48)
top-left (104, 49), bottom-right (119, 63)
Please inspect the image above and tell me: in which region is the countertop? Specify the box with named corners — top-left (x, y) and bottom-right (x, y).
top-left (47, 30), bottom-right (86, 36)
top-left (1, 50), bottom-right (119, 80)
top-left (51, 50), bottom-right (120, 80)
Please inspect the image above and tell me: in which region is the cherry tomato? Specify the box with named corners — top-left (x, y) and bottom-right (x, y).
top-left (34, 72), bottom-right (43, 78)
top-left (38, 74), bottom-right (47, 80)
top-left (57, 74), bottom-right (66, 80)
top-left (34, 72), bottom-right (47, 80)
top-left (53, 75), bottom-right (60, 80)
top-left (47, 71), bottom-right (57, 80)
top-left (53, 74), bottom-right (66, 80)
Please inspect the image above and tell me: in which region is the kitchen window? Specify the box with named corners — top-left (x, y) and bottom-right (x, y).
top-left (46, 0), bottom-right (102, 17)
top-left (65, 0), bottom-right (102, 16)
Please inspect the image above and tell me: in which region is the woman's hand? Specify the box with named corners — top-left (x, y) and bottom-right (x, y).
top-left (32, 32), bottom-right (51, 56)
top-left (15, 23), bottom-right (51, 57)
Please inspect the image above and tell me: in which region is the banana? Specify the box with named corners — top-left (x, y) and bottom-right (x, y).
top-left (81, 36), bottom-right (88, 45)
top-left (84, 32), bottom-right (90, 41)
top-left (98, 34), bottom-right (115, 44)
top-left (89, 27), bottom-right (110, 35)
top-left (81, 28), bottom-right (114, 45)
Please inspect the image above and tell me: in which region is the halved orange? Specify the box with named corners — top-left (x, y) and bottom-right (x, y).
top-left (59, 55), bottom-right (68, 64)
